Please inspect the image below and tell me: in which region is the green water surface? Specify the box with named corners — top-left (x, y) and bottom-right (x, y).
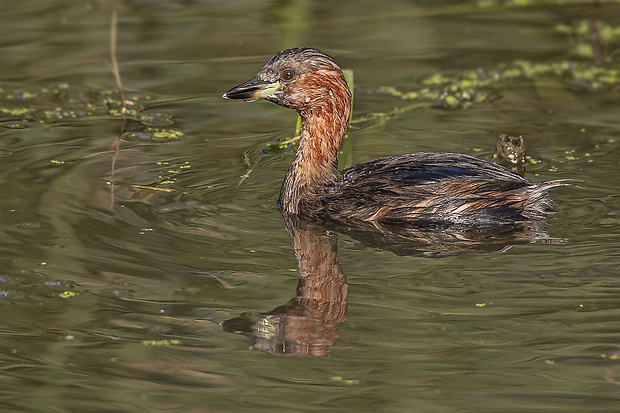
top-left (1, 1), bottom-right (619, 412)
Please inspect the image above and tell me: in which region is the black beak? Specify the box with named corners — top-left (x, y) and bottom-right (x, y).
top-left (222, 77), bottom-right (280, 101)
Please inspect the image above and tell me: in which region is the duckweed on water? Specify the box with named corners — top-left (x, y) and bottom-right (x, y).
top-left (120, 131), bottom-right (153, 141)
top-left (142, 339), bottom-right (182, 346)
top-left (377, 59), bottom-right (620, 108)
top-left (150, 128), bottom-right (184, 141)
top-left (0, 107), bottom-right (34, 117)
top-left (128, 160), bottom-right (193, 189)
top-left (138, 112), bottom-right (174, 126)
top-left (121, 128), bottom-right (184, 143)
top-left (330, 376), bottom-right (361, 386)
top-left (108, 106), bottom-right (141, 118)
top-left (0, 119), bottom-right (28, 129)
top-left (555, 20), bottom-right (620, 61)
top-left (0, 83), bottom-right (177, 136)
top-left (556, 20), bottom-right (620, 40)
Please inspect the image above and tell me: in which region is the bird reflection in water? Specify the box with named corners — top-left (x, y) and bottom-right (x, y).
top-left (222, 212), bottom-right (562, 357)
top-left (223, 213), bottom-right (347, 357)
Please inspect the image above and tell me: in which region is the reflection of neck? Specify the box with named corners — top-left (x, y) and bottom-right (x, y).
top-left (292, 219), bottom-right (348, 323)
top-left (279, 71), bottom-right (351, 214)
top-left (281, 214), bottom-right (348, 356)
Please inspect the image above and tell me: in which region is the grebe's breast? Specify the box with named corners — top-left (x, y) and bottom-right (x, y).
top-left (302, 152), bottom-right (555, 226)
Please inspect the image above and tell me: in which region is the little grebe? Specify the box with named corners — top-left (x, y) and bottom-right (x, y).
top-left (223, 48), bottom-right (562, 226)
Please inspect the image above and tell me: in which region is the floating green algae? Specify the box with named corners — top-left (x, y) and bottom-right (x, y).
top-left (0, 82), bottom-right (189, 146)
top-left (142, 339), bottom-right (182, 346)
top-left (376, 59), bottom-right (620, 109)
top-left (555, 19), bottom-right (620, 61)
top-left (121, 127), bottom-right (184, 142)
top-left (138, 111), bottom-right (174, 126)
top-left (0, 106), bottom-right (34, 117)
top-left (0, 119), bottom-right (28, 129)
top-left (0, 83), bottom-right (177, 136)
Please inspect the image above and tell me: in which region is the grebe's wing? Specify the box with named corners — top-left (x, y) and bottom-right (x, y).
top-left (343, 152), bottom-right (530, 187)
top-left (319, 152), bottom-right (554, 225)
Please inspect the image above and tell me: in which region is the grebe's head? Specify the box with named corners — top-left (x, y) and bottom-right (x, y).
top-left (223, 48), bottom-right (350, 111)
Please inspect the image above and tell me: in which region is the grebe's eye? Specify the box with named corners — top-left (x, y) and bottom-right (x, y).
top-left (281, 69), bottom-right (296, 81)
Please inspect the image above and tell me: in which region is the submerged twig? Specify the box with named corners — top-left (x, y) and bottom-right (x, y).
top-left (237, 153), bottom-right (261, 188)
top-left (588, 19), bottom-right (604, 67)
top-left (110, 11), bottom-right (127, 128)
top-left (108, 10), bottom-right (127, 210)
